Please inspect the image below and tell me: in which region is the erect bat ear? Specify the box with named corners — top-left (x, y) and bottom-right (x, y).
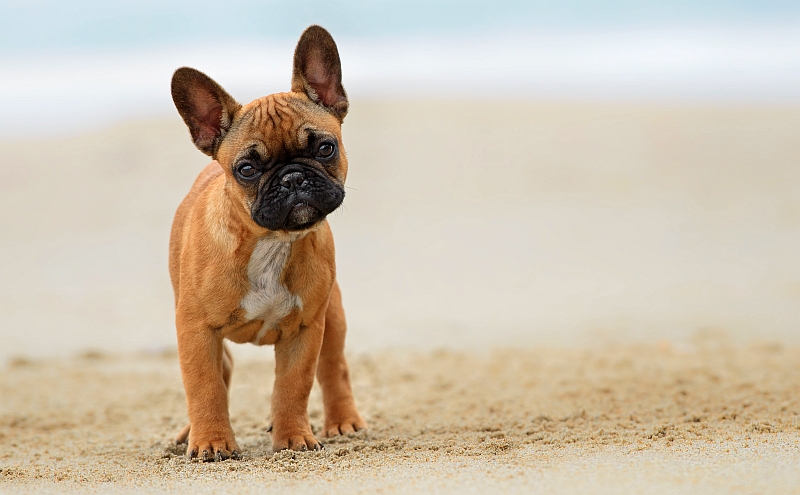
top-left (291, 25), bottom-right (348, 121)
top-left (171, 67), bottom-right (241, 156)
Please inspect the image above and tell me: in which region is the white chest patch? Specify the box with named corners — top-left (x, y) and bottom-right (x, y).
top-left (241, 236), bottom-right (303, 343)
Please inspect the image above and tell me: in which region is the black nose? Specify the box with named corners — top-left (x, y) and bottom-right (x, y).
top-left (280, 171), bottom-right (306, 189)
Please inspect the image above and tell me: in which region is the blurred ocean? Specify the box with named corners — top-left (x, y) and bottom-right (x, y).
top-left (2, 1), bottom-right (800, 135)
top-left (2, 25), bottom-right (800, 137)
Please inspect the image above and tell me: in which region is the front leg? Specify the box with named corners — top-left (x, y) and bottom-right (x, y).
top-left (271, 315), bottom-right (325, 452)
top-left (317, 280), bottom-right (367, 437)
top-left (176, 311), bottom-right (239, 461)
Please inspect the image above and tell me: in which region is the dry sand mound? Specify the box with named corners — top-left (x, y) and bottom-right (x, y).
top-left (2, 342), bottom-right (799, 494)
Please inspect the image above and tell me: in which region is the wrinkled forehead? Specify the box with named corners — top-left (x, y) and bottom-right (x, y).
top-left (228, 93), bottom-right (341, 158)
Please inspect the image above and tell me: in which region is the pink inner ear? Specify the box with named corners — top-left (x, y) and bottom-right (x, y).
top-left (308, 80), bottom-right (336, 107)
top-left (192, 89), bottom-right (223, 145)
top-left (305, 49), bottom-right (339, 106)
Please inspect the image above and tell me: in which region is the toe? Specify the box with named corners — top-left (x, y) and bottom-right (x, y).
top-left (303, 435), bottom-right (324, 451)
top-left (324, 420), bottom-right (365, 437)
top-left (210, 439), bottom-right (237, 461)
top-left (275, 433), bottom-right (323, 452)
top-left (187, 435), bottom-right (240, 462)
top-left (290, 435), bottom-right (305, 450)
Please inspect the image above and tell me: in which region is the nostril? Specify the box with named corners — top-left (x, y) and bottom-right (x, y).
top-left (280, 171), bottom-right (305, 188)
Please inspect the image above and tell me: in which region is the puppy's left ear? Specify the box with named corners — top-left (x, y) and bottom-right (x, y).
top-left (291, 25), bottom-right (348, 120)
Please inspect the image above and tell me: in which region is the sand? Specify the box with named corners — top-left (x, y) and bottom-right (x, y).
top-left (1, 100), bottom-right (800, 492)
top-left (2, 340), bottom-right (800, 494)
top-left (1, 101), bottom-right (799, 361)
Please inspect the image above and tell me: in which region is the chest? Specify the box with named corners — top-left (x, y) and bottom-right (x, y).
top-left (240, 238), bottom-right (302, 330)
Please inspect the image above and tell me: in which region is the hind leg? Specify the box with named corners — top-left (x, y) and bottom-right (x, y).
top-left (175, 342), bottom-right (234, 444)
top-left (316, 280), bottom-right (367, 437)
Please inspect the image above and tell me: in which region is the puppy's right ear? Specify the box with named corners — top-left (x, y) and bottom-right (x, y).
top-left (171, 67), bottom-right (241, 156)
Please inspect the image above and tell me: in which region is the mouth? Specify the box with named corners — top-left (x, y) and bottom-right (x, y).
top-left (285, 203), bottom-right (322, 230)
top-left (251, 163), bottom-right (345, 232)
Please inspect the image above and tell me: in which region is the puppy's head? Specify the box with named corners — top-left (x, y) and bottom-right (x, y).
top-left (171, 25), bottom-right (348, 232)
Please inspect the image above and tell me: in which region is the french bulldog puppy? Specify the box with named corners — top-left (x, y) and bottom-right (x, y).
top-left (169, 25), bottom-right (366, 461)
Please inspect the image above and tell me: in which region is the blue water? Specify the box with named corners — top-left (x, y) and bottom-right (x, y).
top-left (1, 0), bottom-right (799, 54)
top-left (1, 2), bottom-right (799, 136)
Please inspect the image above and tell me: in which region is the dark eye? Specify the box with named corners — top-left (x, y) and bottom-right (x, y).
top-left (317, 143), bottom-right (335, 159)
top-left (236, 162), bottom-right (260, 179)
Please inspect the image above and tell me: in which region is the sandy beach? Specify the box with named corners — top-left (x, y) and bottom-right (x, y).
top-left (2, 342), bottom-right (800, 493)
top-left (1, 100), bottom-right (799, 492)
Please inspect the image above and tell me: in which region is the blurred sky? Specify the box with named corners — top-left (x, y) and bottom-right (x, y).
top-left (1, 1), bottom-right (800, 135)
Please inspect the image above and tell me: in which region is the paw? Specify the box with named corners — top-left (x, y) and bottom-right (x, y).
top-left (186, 430), bottom-right (240, 462)
top-left (324, 407), bottom-right (367, 437)
top-left (271, 428), bottom-right (324, 453)
top-left (324, 418), bottom-right (367, 437)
